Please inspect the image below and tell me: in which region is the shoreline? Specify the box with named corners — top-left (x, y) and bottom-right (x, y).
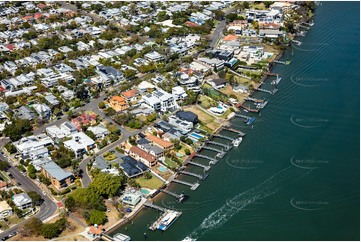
top-left (105, 17), bottom-right (313, 240)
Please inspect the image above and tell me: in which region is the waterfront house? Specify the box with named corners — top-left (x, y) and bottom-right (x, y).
top-left (120, 191), bottom-right (142, 206)
top-left (168, 115), bottom-right (193, 134)
top-left (129, 146), bottom-right (157, 167)
top-left (146, 134), bottom-right (174, 151)
top-left (88, 224), bottom-right (105, 238)
top-left (208, 78), bottom-right (228, 90)
top-left (176, 111), bottom-right (199, 124)
top-left (119, 156), bottom-right (149, 178)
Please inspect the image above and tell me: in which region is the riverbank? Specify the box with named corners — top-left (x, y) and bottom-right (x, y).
top-left (104, 33), bottom-right (297, 241)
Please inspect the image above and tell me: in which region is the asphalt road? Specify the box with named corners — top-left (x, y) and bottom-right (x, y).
top-left (0, 154), bottom-right (57, 239)
top-left (209, 7), bottom-right (237, 48)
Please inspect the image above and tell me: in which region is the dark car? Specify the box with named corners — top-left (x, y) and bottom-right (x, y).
top-left (1, 236), bottom-right (9, 241)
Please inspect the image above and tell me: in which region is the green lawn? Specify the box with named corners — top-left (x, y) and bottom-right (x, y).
top-left (199, 95), bottom-right (216, 109)
top-left (135, 175), bottom-right (164, 189)
top-left (165, 158), bottom-right (178, 169)
top-left (103, 152), bottom-right (117, 161)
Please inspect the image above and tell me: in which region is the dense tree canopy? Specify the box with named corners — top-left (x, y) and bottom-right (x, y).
top-left (89, 172), bottom-right (125, 198)
top-left (3, 118), bottom-right (32, 141)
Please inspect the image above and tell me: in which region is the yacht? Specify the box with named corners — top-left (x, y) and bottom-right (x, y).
top-left (232, 138), bottom-right (243, 147)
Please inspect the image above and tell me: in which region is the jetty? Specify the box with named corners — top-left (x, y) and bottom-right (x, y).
top-left (212, 134), bottom-right (235, 141)
top-left (255, 87), bottom-right (273, 94)
top-left (144, 202), bottom-right (167, 212)
top-left (179, 170), bottom-right (209, 180)
top-left (160, 189), bottom-right (183, 200)
top-left (241, 104), bottom-right (259, 113)
top-left (202, 145), bottom-right (223, 153)
top-left (206, 141), bottom-right (231, 151)
top-left (172, 179), bottom-right (200, 190)
top-left (273, 60), bottom-right (291, 65)
top-left (244, 97), bottom-right (264, 103)
top-left (256, 100), bottom-right (269, 109)
top-left (235, 113), bottom-right (252, 120)
top-left (195, 153), bottom-right (217, 162)
top-left (187, 160), bottom-right (211, 171)
top-left (271, 76), bottom-right (282, 85)
top-left (291, 40), bottom-right (302, 46)
top-left (102, 234), bottom-right (115, 241)
top-left (264, 72), bottom-right (280, 76)
top-left (223, 127), bottom-right (245, 137)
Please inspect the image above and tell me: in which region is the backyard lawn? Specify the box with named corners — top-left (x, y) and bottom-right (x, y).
top-left (135, 175), bottom-right (164, 189)
top-left (103, 152), bottom-right (117, 161)
top-left (184, 106), bottom-right (221, 132)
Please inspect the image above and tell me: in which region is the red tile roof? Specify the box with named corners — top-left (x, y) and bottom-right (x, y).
top-left (34, 13), bottom-right (43, 19)
top-left (89, 225), bottom-right (104, 235)
top-left (130, 146), bottom-right (156, 163)
top-left (5, 44), bottom-right (14, 51)
top-left (121, 89), bottom-right (139, 99)
top-left (146, 134), bottom-right (173, 149)
top-left (223, 34), bottom-right (238, 41)
top-left (185, 21), bottom-right (199, 27)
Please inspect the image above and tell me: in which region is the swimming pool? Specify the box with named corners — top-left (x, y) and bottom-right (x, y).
top-left (176, 153), bottom-right (184, 158)
top-left (140, 188), bottom-right (150, 195)
top-left (190, 132), bottom-right (203, 140)
top-left (158, 166), bottom-right (167, 172)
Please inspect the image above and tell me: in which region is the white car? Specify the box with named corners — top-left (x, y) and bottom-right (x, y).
top-left (42, 191), bottom-right (47, 196)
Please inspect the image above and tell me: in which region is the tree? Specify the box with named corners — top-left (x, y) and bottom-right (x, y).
top-left (65, 196), bottom-right (76, 212)
top-left (98, 101), bottom-right (105, 109)
top-left (88, 209), bottom-right (107, 225)
top-left (69, 188), bottom-right (106, 211)
top-left (22, 217), bottom-right (43, 236)
top-left (3, 118), bottom-right (32, 141)
top-left (75, 84), bottom-right (89, 100)
top-left (27, 191), bottom-right (42, 206)
top-left (85, 130), bottom-right (96, 141)
top-left (243, 1), bottom-right (250, 9)
top-left (263, 1), bottom-right (274, 8)
top-left (27, 164), bottom-right (37, 179)
top-left (184, 148), bottom-right (191, 155)
top-left (104, 107), bottom-right (116, 116)
top-left (157, 11), bottom-right (170, 22)
top-left (40, 218), bottom-right (67, 239)
top-left (143, 172), bottom-right (152, 179)
top-left (0, 161), bottom-right (9, 171)
top-left (89, 172), bottom-right (124, 198)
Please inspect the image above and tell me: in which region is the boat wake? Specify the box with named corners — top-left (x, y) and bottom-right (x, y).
top-left (184, 166), bottom-right (312, 240)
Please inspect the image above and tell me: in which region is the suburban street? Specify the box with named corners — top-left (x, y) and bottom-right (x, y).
top-left (0, 154), bottom-right (58, 239)
top-left (209, 7), bottom-right (237, 48)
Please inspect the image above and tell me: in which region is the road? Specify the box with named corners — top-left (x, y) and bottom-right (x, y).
top-left (58, 1), bottom-right (104, 23)
top-left (79, 124), bottom-right (150, 187)
top-left (0, 154), bottom-right (57, 239)
top-left (209, 7), bottom-right (237, 48)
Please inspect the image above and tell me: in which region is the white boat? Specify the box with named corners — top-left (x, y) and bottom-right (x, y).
top-left (156, 210), bottom-right (182, 231)
top-left (232, 138), bottom-right (243, 147)
top-left (243, 109), bottom-right (249, 113)
top-left (113, 233), bottom-right (131, 241)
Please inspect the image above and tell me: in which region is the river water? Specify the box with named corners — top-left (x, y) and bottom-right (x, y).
top-left (110, 2), bottom-right (360, 240)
